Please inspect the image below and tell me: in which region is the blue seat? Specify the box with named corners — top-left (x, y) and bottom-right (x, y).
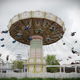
top-left (2, 30), bottom-right (8, 33)
top-left (24, 26), bottom-right (30, 30)
top-left (12, 40), bottom-right (16, 43)
top-left (0, 38), bottom-right (4, 41)
top-left (71, 32), bottom-right (76, 36)
top-left (1, 44), bottom-right (5, 47)
top-left (28, 37), bottom-right (32, 40)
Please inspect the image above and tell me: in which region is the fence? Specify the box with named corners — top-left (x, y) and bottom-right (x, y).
top-left (0, 63), bottom-right (80, 78)
top-left (0, 72), bottom-right (80, 78)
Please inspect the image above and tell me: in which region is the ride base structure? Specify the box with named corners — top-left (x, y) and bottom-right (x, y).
top-left (28, 35), bottom-right (46, 73)
top-left (7, 11), bottom-right (65, 73)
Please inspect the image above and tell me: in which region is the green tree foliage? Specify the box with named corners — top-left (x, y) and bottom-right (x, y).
top-left (46, 55), bottom-right (60, 73)
top-left (46, 55), bottom-right (59, 65)
top-left (12, 60), bottom-right (23, 70)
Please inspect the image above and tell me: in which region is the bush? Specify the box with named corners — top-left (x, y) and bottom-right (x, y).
top-left (47, 67), bottom-right (59, 73)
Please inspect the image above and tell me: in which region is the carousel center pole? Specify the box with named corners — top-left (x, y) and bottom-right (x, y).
top-left (28, 35), bottom-right (46, 73)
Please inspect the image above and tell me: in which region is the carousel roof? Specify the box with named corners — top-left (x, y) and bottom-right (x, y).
top-left (8, 11), bottom-right (65, 45)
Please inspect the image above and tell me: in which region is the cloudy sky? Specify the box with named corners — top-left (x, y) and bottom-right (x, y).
top-left (0, 0), bottom-right (80, 64)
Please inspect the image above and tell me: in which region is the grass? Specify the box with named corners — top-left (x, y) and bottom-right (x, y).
top-left (0, 78), bottom-right (80, 80)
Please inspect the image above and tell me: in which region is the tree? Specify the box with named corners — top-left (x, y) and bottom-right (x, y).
top-left (12, 60), bottom-right (24, 72)
top-left (46, 55), bottom-right (59, 65)
top-left (46, 55), bottom-right (60, 73)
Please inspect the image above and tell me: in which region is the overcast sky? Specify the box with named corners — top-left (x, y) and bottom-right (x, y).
top-left (0, 0), bottom-right (80, 64)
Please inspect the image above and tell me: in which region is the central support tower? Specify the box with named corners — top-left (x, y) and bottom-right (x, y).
top-left (28, 35), bottom-right (46, 73)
